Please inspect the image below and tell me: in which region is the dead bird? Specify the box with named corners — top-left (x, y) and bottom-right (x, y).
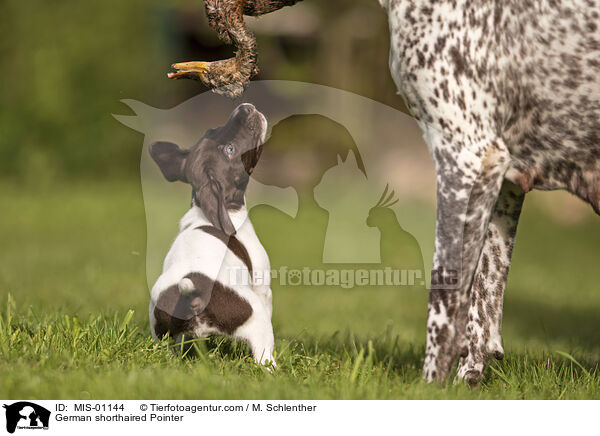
top-left (168, 0), bottom-right (301, 97)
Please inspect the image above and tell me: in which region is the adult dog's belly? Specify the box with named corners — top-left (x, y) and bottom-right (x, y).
top-left (501, 64), bottom-right (600, 213)
top-left (384, 0), bottom-right (600, 213)
top-left (500, 2), bottom-right (600, 210)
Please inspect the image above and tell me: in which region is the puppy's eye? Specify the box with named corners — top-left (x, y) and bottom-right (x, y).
top-left (223, 144), bottom-right (235, 158)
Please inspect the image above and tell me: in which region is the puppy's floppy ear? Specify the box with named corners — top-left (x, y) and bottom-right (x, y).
top-left (196, 172), bottom-right (236, 236)
top-left (149, 141), bottom-right (190, 182)
top-left (241, 143), bottom-right (263, 174)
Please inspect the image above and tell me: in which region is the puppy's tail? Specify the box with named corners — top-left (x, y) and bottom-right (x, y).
top-left (178, 278), bottom-right (195, 295)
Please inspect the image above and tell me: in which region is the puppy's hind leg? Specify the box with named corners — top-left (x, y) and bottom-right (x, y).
top-left (235, 297), bottom-right (276, 368)
top-left (423, 133), bottom-right (511, 382)
top-left (456, 181), bottom-right (524, 385)
top-left (253, 284), bottom-right (273, 319)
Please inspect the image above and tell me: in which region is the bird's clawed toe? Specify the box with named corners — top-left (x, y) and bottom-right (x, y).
top-left (168, 61), bottom-right (209, 80)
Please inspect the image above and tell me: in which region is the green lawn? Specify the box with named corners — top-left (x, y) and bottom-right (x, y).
top-left (1, 181), bottom-right (599, 399)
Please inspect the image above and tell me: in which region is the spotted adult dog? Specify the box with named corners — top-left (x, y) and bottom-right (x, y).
top-left (381, 0), bottom-right (600, 385)
top-left (171, 0), bottom-right (600, 384)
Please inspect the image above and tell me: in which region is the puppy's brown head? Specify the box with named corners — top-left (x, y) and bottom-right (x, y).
top-left (150, 103), bottom-right (267, 235)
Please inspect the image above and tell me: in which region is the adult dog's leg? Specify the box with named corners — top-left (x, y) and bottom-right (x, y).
top-left (455, 181), bottom-right (525, 385)
top-left (423, 131), bottom-right (511, 382)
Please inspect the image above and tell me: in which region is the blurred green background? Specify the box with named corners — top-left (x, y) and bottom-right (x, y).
top-left (0, 0), bottom-right (401, 182)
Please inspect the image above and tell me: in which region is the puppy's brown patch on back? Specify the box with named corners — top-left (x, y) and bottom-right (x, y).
top-left (153, 285), bottom-right (196, 339)
top-left (187, 272), bottom-right (253, 335)
top-left (153, 272), bottom-right (253, 339)
top-left (197, 225), bottom-right (253, 273)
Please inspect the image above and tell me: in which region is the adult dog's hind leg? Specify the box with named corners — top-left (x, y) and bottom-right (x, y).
top-left (456, 181), bottom-right (525, 385)
top-left (423, 132), bottom-right (511, 382)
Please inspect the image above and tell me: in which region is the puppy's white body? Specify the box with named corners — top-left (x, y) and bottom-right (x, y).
top-left (149, 203), bottom-right (275, 365)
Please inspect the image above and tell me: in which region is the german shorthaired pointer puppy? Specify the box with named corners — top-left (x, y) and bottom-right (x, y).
top-left (170, 0), bottom-right (600, 384)
top-left (149, 103), bottom-right (275, 367)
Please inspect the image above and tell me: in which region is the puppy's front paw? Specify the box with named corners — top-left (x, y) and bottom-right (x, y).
top-left (256, 354), bottom-right (277, 371)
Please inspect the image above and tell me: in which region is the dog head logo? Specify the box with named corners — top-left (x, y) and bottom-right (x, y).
top-left (3, 402), bottom-right (50, 433)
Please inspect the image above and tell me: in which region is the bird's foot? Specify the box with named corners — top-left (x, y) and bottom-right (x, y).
top-left (168, 61), bottom-right (210, 80)
top-left (167, 59), bottom-right (247, 98)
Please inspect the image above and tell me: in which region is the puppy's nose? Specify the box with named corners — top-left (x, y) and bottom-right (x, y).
top-left (237, 103), bottom-right (254, 115)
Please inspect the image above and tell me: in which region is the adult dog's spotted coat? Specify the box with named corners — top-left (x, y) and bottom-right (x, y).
top-left (179, 0), bottom-right (600, 384)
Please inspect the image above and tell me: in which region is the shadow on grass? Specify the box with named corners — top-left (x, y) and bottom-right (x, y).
top-left (190, 328), bottom-right (425, 374)
top-left (504, 293), bottom-right (600, 350)
top-left (168, 296), bottom-right (600, 387)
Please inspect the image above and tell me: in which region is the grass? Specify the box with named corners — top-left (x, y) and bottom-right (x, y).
top-left (0, 180), bottom-right (599, 399)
